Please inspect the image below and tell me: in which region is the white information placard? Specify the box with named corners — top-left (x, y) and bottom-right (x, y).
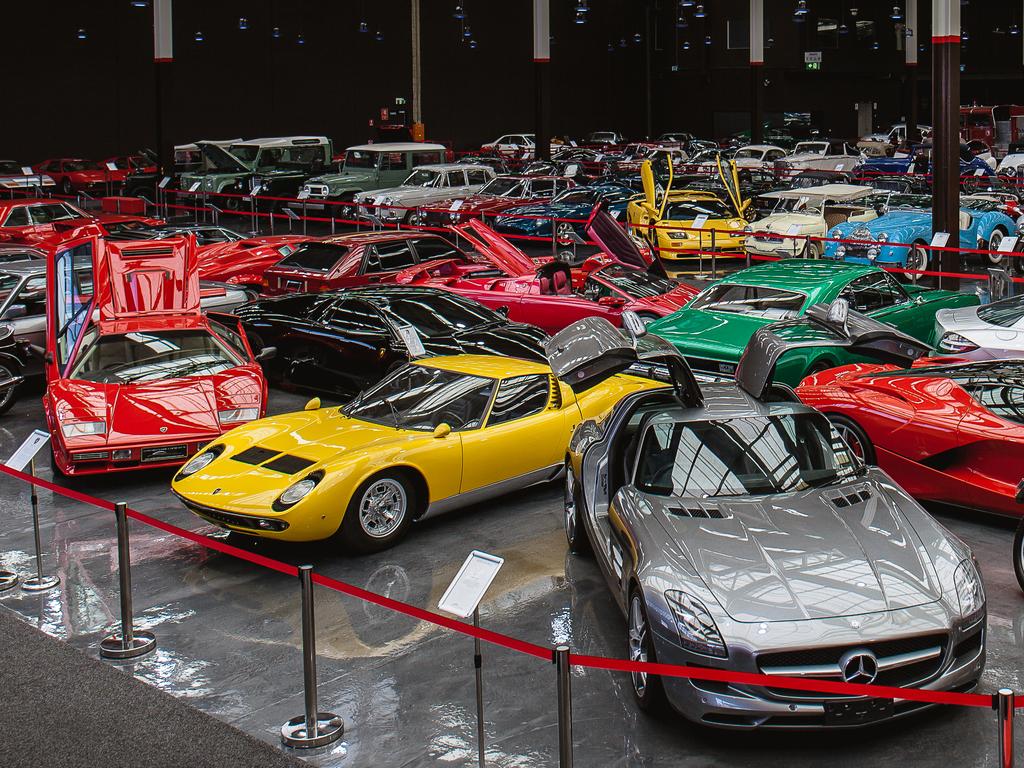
top-left (930, 232), bottom-right (950, 248)
top-left (691, 214), bottom-right (709, 230)
top-left (974, 168), bottom-right (986, 177)
top-left (296, 189), bottom-right (310, 200)
top-left (188, 181), bottom-right (202, 193)
top-left (158, 176), bottom-right (172, 189)
top-left (7, 430), bottom-right (50, 472)
top-left (105, 161), bottom-right (119, 172)
top-left (998, 236), bottom-right (1019, 253)
top-left (20, 167), bottom-right (33, 176)
top-left (438, 550), bottom-right (505, 618)
top-left (396, 325), bottom-right (426, 358)
top-left (449, 199), bottom-right (464, 211)
top-left (249, 185), bottom-right (263, 197)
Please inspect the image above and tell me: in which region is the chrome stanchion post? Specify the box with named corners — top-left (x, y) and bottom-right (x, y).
top-left (21, 459), bottom-right (59, 593)
top-left (100, 502), bottom-right (156, 659)
top-left (551, 216), bottom-right (558, 256)
top-left (711, 228), bottom-right (718, 279)
top-left (473, 607), bottom-right (485, 768)
top-left (281, 565), bottom-right (344, 749)
top-left (998, 688), bottom-right (1015, 768)
top-left (555, 645), bottom-right (572, 768)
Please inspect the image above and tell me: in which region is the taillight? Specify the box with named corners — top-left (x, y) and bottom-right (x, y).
top-left (937, 332), bottom-right (979, 354)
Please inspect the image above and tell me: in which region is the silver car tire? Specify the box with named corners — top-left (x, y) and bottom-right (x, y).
top-left (628, 591), bottom-right (666, 712)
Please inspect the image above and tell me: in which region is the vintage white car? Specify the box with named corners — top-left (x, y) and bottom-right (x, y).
top-left (744, 183), bottom-right (877, 259)
top-left (857, 123), bottom-right (932, 157)
top-left (354, 163), bottom-right (496, 223)
top-left (773, 140), bottom-right (864, 178)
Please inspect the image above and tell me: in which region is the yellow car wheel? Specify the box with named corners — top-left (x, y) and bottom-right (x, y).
top-left (339, 471), bottom-right (417, 554)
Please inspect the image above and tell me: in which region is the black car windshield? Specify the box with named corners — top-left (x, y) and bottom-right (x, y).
top-left (70, 330), bottom-right (242, 384)
top-left (689, 283), bottom-right (806, 319)
top-left (480, 177), bottom-right (525, 197)
top-left (978, 295), bottom-right (1024, 328)
top-left (64, 160), bottom-right (102, 171)
top-left (635, 412), bottom-right (861, 497)
top-left (343, 365), bottom-right (496, 431)
top-left (276, 242), bottom-right (349, 273)
top-left (664, 199), bottom-right (732, 220)
top-left (594, 266), bottom-right (676, 298)
top-left (378, 293), bottom-right (504, 336)
top-left (552, 189), bottom-right (596, 204)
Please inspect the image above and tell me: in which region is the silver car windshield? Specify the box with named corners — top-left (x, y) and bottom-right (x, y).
top-left (635, 413), bottom-right (862, 498)
top-left (978, 295), bottom-right (1024, 328)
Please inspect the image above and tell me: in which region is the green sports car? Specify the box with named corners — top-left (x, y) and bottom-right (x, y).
top-left (647, 259), bottom-right (979, 386)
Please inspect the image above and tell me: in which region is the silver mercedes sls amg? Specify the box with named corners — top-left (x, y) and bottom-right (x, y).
top-left (549, 305), bottom-right (987, 729)
top-left (935, 293), bottom-right (1024, 359)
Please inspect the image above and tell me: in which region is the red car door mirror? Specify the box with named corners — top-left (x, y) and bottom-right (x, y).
top-left (597, 295), bottom-right (627, 308)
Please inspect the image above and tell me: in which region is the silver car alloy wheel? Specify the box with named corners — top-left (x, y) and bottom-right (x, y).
top-left (628, 595), bottom-right (649, 696)
top-left (358, 479), bottom-right (407, 539)
top-left (556, 222), bottom-right (575, 242)
top-left (564, 465), bottom-right (577, 543)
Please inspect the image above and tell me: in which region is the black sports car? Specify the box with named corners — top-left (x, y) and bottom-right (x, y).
top-left (236, 285), bottom-right (549, 395)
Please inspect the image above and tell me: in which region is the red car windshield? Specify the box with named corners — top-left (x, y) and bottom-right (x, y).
top-left (70, 329), bottom-right (242, 384)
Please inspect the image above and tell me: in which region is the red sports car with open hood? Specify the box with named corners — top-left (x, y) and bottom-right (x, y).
top-left (796, 356), bottom-right (1024, 519)
top-left (259, 231), bottom-right (486, 296)
top-left (393, 212), bottom-right (698, 334)
top-left (32, 158), bottom-right (112, 195)
top-left (0, 199), bottom-right (162, 247)
top-left (195, 234), bottom-right (306, 290)
top-left (43, 231), bottom-right (269, 476)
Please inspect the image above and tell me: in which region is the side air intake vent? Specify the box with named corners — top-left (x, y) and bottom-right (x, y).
top-left (826, 487), bottom-right (873, 508)
top-left (669, 504), bottom-right (726, 519)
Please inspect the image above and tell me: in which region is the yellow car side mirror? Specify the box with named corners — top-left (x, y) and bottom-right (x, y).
top-left (433, 423), bottom-right (451, 439)
top-left (305, 397), bottom-right (321, 411)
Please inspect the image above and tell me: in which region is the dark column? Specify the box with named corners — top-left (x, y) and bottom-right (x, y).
top-left (643, 0), bottom-right (652, 139)
top-left (932, 0), bottom-right (960, 286)
top-left (533, 0), bottom-right (551, 160)
top-left (750, 0), bottom-right (764, 143)
top-left (153, 0), bottom-right (173, 175)
top-left (906, 0), bottom-right (920, 142)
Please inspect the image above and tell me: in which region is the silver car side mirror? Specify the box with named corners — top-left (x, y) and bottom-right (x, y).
top-left (827, 298), bottom-right (850, 329)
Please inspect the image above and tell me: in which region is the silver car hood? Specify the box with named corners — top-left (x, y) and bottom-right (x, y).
top-left (651, 479), bottom-right (942, 623)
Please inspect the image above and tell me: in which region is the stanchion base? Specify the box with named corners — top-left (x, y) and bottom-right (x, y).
top-left (100, 630), bottom-right (156, 660)
top-left (0, 570), bottom-right (19, 592)
top-left (280, 713), bottom-right (345, 749)
top-left (21, 574), bottom-right (60, 592)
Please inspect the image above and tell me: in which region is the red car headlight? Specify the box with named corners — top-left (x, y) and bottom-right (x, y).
top-left (60, 420), bottom-right (106, 438)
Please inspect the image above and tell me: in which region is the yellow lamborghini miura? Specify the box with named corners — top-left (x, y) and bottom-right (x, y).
top-left (171, 354), bottom-right (661, 552)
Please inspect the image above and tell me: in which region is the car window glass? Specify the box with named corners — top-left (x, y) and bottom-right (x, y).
top-left (412, 151), bottom-right (444, 167)
top-left (277, 242), bottom-right (349, 273)
top-left (487, 374), bottom-right (550, 426)
top-left (690, 283), bottom-right (805, 319)
top-left (583, 277), bottom-right (614, 301)
top-left (29, 204), bottom-right (78, 224)
top-left (381, 292), bottom-right (501, 337)
top-left (530, 178), bottom-right (555, 195)
top-left (368, 241), bottom-right (416, 272)
top-left (446, 171), bottom-right (466, 187)
top-left (3, 207), bottom-right (29, 227)
top-left (54, 241), bottom-right (95, 368)
top-left (838, 273), bottom-right (906, 312)
top-left (413, 237), bottom-right (461, 263)
top-left (325, 299), bottom-right (389, 334)
top-left (465, 169), bottom-right (489, 185)
top-left (380, 152), bottom-right (408, 171)
top-left (210, 318), bottom-right (249, 358)
top-left (0, 274), bottom-right (20, 308)
top-left (15, 276), bottom-right (46, 317)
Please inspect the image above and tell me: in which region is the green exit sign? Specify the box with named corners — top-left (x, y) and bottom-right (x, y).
top-left (805, 61), bottom-right (821, 70)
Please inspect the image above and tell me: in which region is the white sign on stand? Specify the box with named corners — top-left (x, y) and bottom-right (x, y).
top-left (930, 232), bottom-right (950, 248)
top-left (396, 325), bottom-right (426, 358)
top-left (449, 199), bottom-right (464, 212)
top-left (106, 161), bottom-right (119, 172)
top-left (439, 550), bottom-right (505, 618)
top-left (188, 181), bottom-right (202, 193)
top-left (296, 189), bottom-right (310, 200)
top-left (158, 176), bottom-right (172, 189)
top-left (998, 236), bottom-right (1019, 253)
top-left (7, 430), bottom-right (50, 472)
top-left (20, 167), bottom-right (33, 176)
top-left (691, 214), bottom-right (709, 230)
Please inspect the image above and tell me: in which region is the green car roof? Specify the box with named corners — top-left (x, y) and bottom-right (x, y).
top-left (715, 259), bottom-right (880, 304)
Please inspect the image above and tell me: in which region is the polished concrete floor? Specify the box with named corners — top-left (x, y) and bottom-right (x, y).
top-left (0, 381), bottom-right (1023, 767)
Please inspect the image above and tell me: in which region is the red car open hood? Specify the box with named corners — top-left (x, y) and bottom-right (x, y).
top-left (451, 218), bottom-right (537, 277)
top-left (98, 237), bottom-right (201, 321)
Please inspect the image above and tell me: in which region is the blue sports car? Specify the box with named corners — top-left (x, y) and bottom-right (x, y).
top-left (494, 183), bottom-right (639, 242)
top-left (823, 197), bottom-right (1016, 271)
top-left (858, 143), bottom-right (995, 186)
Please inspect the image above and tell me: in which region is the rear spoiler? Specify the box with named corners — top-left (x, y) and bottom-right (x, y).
top-left (735, 299), bottom-right (931, 400)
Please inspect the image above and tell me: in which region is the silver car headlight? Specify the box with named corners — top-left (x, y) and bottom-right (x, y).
top-left (61, 420), bottom-right (106, 438)
top-left (177, 445), bottom-right (224, 478)
top-left (877, 232), bottom-right (889, 243)
top-left (954, 559), bottom-right (985, 618)
top-left (274, 471), bottom-right (324, 510)
top-left (665, 590), bottom-right (728, 657)
top-left (218, 408), bottom-right (259, 425)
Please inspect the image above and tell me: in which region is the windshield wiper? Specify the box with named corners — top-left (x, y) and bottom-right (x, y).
top-left (385, 398), bottom-right (402, 430)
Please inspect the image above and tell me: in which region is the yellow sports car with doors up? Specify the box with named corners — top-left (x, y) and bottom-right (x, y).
top-left (171, 353), bottom-right (663, 552)
top-left (626, 155), bottom-right (750, 260)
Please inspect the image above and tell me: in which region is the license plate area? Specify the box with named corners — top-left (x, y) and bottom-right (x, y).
top-left (141, 444), bottom-right (188, 463)
top-left (824, 698), bottom-right (894, 726)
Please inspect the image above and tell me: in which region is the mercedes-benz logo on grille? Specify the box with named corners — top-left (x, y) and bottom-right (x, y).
top-left (839, 649), bottom-right (879, 685)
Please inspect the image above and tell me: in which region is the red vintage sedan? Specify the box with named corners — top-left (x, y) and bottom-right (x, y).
top-left (796, 357), bottom-right (1024, 518)
top-left (393, 217), bottom-right (698, 334)
top-left (260, 231), bottom-right (485, 296)
top-left (43, 230), bottom-right (268, 476)
top-left (33, 158), bottom-right (112, 195)
top-left (0, 199), bottom-right (162, 246)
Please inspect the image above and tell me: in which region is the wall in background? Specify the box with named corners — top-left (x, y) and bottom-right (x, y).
top-left (2, 0), bottom-right (1022, 163)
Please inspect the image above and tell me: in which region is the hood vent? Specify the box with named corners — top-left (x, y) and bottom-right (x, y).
top-left (669, 504), bottom-right (726, 520)
top-left (825, 486), bottom-right (873, 509)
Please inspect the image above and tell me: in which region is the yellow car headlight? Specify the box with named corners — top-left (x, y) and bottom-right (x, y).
top-left (177, 445), bottom-right (224, 479)
top-left (668, 231), bottom-right (691, 240)
top-left (273, 471), bottom-right (324, 511)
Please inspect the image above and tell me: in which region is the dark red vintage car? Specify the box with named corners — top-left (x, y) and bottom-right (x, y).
top-left (411, 175), bottom-right (575, 229)
top-left (103, 154), bottom-right (159, 180)
top-left (0, 199), bottom-right (162, 246)
top-left (259, 231), bottom-right (486, 296)
top-left (796, 357), bottom-right (1024, 518)
top-left (43, 229), bottom-right (268, 476)
top-left (393, 216), bottom-right (698, 334)
top-left (32, 158), bottom-right (113, 195)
